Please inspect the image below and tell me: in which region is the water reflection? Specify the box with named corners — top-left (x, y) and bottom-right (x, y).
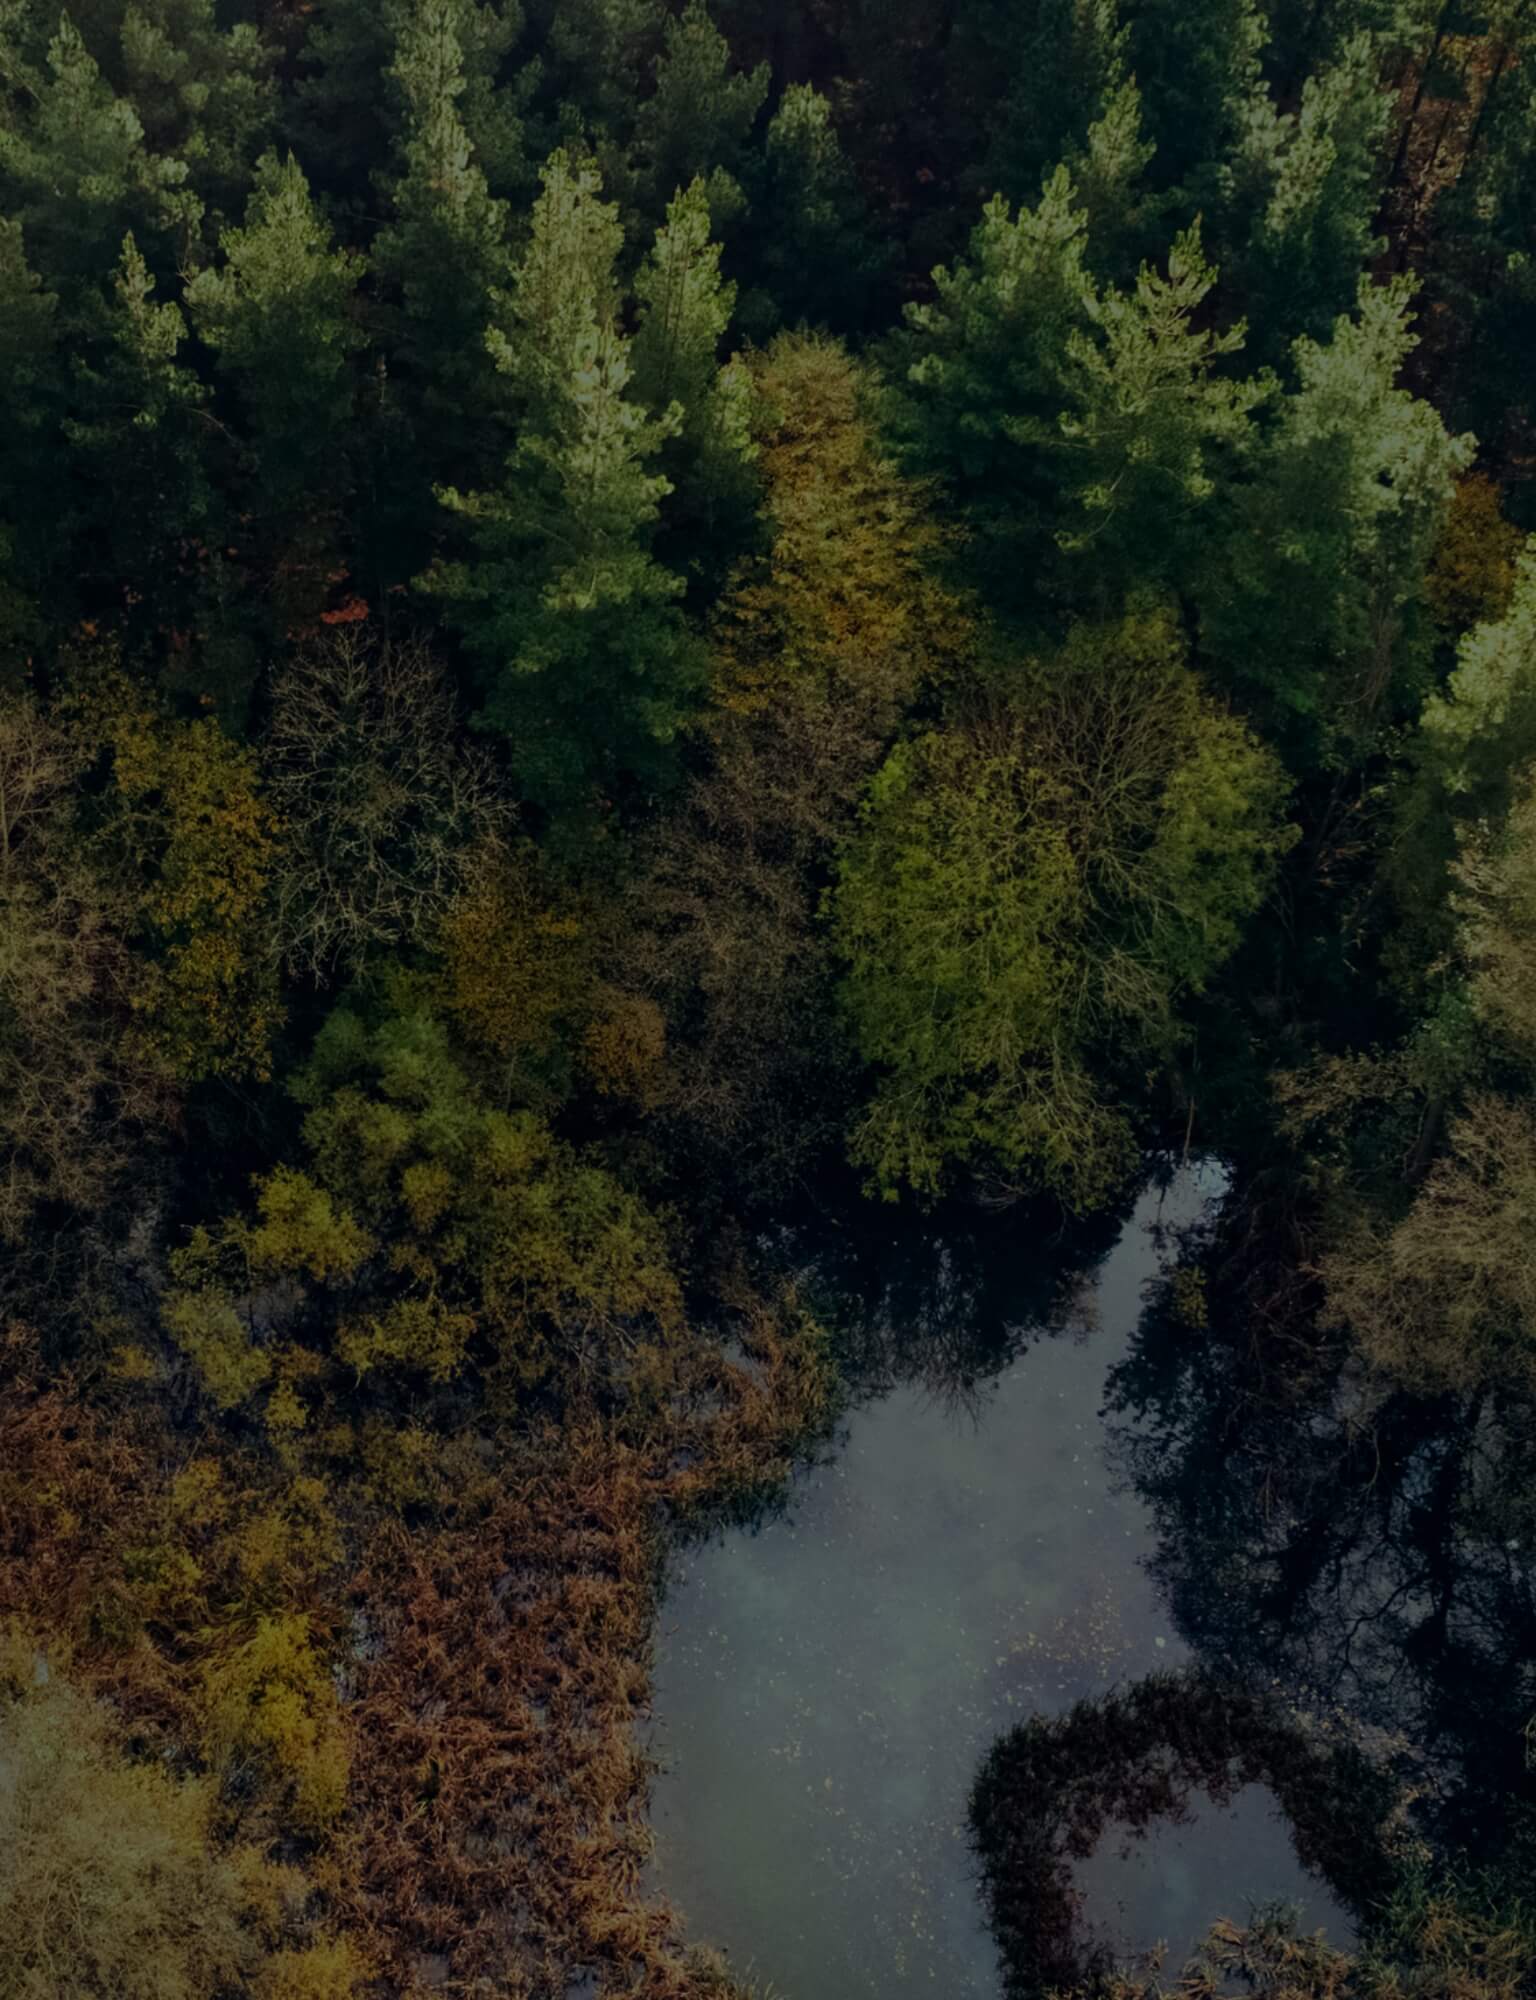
top-left (647, 1165), bottom-right (1350, 1997)
top-left (1075, 1784), bottom-right (1358, 1966)
top-left (1103, 1203), bottom-right (1536, 1862)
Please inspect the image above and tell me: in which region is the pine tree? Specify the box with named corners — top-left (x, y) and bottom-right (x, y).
top-left (1124, 0), bottom-right (1268, 204)
top-left (632, 176), bottom-right (755, 564)
top-left (63, 232), bottom-right (212, 600)
top-left (115, 0), bottom-right (276, 221)
top-left (1226, 32), bottom-right (1393, 360)
top-left (0, 0), bottom-right (276, 223)
top-left (631, 0), bottom-right (768, 234)
top-left (539, 0), bottom-right (666, 159)
top-left (976, 0), bottom-right (1131, 209)
top-left (1265, 0), bottom-right (1443, 88)
top-left (186, 151), bottom-right (365, 556)
top-left (0, 219), bottom-right (60, 643)
top-left (1417, 542), bottom-right (1536, 823)
top-left (1061, 74), bottom-right (1160, 284)
top-left (0, 14), bottom-right (200, 297)
top-left (889, 166), bottom-right (1097, 610)
top-left (735, 82), bottom-right (886, 337)
top-left (1057, 225), bottom-right (1268, 597)
top-left (290, 0), bottom-right (527, 222)
top-left (1428, 5), bottom-right (1536, 447)
top-left (1201, 275), bottom-right (1473, 763)
top-left (373, 0), bottom-right (514, 493)
top-left (430, 151), bottom-right (705, 815)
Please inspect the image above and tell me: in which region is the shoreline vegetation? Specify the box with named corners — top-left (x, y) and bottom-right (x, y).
top-left (5, 0), bottom-right (1536, 1993)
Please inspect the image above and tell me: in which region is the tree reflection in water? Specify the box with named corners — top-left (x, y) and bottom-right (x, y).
top-left (1102, 1182), bottom-right (1536, 1866)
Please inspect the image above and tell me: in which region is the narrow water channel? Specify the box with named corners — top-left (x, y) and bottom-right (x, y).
top-left (647, 1165), bottom-right (1352, 1998)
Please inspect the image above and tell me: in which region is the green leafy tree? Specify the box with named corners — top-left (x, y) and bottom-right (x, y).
top-left (164, 996), bottom-right (684, 1411)
top-left (831, 608), bottom-right (1291, 1206)
top-left (430, 150), bottom-right (705, 813)
top-left (615, 333), bottom-right (969, 1195)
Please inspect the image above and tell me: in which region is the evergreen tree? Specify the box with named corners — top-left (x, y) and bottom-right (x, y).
top-left (1124, 0), bottom-right (1268, 204)
top-left (0, 14), bottom-right (200, 298)
top-left (1056, 225), bottom-right (1268, 601)
top-left (630, 0), bottom-right (767, 234)
top-left (115, 0), bottom-right (276, 221)
top-left (430, 150), bottom-right (705, 815)
top-left (1201, 276), bottom-right (1472, 763)
top-left (538, 0), bottom-right (666, 158)
top-left (63, 232), bottom-right (212, 603)
top-left (1428, 6), bottom-right (1536, 448)
top-left (888, 166), bottom-right (1097, 611)
top-left (1225, 32), bottom-right (1393, 361)
top-left (0, 219), bottom-right (60, 645)
top-left (735, 82), bottom-right (886, 337)
top-left (1415, 543), bottom-right (1536, 829)
top-left (975, 0), bottom-right (1131, 211)
top-left (290, 0), bottom-right (527, 222)
top-left (434, 0), bottom-right (529, 199)
top-left (1061, 74), bottom-right (1160, 285)
top-left (186, 151), bottom-right (365, 574)
top-left (894, 181), bottom-right (1266, 616)
top-left (632, 176), bottom-right (755, 570)
top-left (373, 0), bottom-right (514, 497)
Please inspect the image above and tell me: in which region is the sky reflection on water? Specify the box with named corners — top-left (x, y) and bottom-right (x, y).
top-left (647, 1164), bottom-right (1351, 1998)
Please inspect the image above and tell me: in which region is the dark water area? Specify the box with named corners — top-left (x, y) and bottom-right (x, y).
top-left (646, 1166), bottom-right (1353, 1998)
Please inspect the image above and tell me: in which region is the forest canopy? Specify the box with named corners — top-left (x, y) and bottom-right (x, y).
top-left (4, 0), bottom-right (1536, 1994)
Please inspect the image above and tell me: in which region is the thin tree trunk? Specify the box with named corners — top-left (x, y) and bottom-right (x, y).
top-left (1390, 0), bottom-right (1457, 188)
top-left (1422, 92), bottom-right (1460, 188)
top-left (1462, 14), bottom-right (1524, 166)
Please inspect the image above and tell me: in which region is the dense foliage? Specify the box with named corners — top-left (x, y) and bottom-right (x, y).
top-left (5, 0), bottom-right (1536, 1993)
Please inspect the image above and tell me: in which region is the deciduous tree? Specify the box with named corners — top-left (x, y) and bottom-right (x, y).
top-left (831, 609), bottom-right (1291, 1205)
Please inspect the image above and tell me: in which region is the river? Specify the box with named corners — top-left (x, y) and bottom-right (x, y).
top-left (645, 1163), bottom-right (1352, 1998)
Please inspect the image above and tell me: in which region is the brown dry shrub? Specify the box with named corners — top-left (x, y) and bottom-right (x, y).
top-left (339, 1294), bottom-right (834, 1998)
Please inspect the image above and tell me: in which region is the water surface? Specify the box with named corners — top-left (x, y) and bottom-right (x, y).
top-left (648, 1166), bottom-right (1350, 1997)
